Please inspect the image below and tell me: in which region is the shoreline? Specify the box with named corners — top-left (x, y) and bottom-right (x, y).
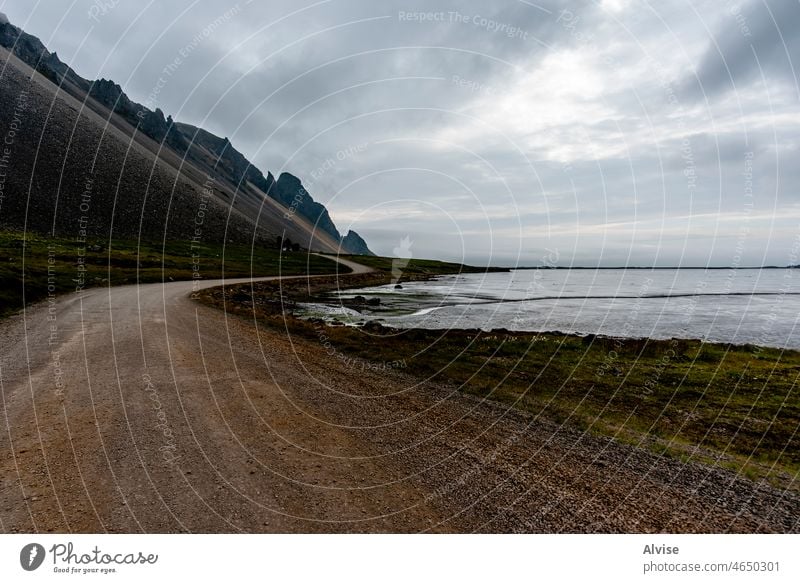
top-left (194, 270), bottom-right (800, 492)
top-left (512, 265), bottom-right (800, 270)
top-left (271, 268), bottom-right (800, 353)
top-left (1, 255), bottom-right (795, 533)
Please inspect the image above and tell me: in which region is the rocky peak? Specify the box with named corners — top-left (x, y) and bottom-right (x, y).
top-left (340, 230), bottom-right (375, 256)
top-left (0, 21), bottom-right (88, 91)
top-left (0, 18), bottom-right (373, 254)
top-left (272, 173), bottom-right (341, 242)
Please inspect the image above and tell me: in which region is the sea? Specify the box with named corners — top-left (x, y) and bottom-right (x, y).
top-left (300, 268), bottom-right (800, 349)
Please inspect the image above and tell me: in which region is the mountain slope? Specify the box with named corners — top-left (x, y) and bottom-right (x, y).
top-left (340, 230), bottom-right (375, 256)
top-left (0, 18), bottom-right (373, 254)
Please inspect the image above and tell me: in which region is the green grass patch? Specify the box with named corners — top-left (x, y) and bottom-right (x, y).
top-left (331, 254), bottom-right (508, 276)
top-left (0, 229), bottom-right (342, 317)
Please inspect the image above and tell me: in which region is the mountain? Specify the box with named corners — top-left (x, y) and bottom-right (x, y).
top-left (340, 230), bottom-right (375, 256)
top-left (0, 17), bottom-right (373, 254)
top-left (269, 172), bottom-right (343, 242)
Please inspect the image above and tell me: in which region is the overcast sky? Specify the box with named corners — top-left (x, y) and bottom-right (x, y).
top-left (3, 0), bottom-right (799, 266)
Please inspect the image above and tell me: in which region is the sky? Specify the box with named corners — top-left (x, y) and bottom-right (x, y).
top-left (2, 0), bottom-right (799, 266)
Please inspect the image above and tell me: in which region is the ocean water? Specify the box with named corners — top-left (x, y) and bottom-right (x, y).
top-left (302, 268), bottom-right (800, 349)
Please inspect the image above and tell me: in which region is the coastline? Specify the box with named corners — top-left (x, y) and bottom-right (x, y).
top-left (194, 268), bottom-right (800, 492)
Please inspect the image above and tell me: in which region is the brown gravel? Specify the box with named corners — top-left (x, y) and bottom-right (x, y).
top-left (1, 258), bottom-right (798, 533)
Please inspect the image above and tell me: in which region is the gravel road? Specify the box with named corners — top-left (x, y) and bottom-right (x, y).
top-left (1, 258), bottom-right (798, 533)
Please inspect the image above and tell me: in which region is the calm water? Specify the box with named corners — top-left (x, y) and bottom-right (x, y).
top-left (302, 269), bottom-right (800, 349)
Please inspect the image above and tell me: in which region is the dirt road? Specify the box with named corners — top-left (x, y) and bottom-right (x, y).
top-left (1, 258), bottom-right (798, 533)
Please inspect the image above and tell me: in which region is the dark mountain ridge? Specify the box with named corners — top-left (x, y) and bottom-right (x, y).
top-left (340, 230), bottom-right (375, 256)
top-left (0, 17), bottom-right (373, 254)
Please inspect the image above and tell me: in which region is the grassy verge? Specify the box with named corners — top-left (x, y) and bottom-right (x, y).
top-left (330, 254), bottom-right (509, 275)
top-left (0, 229), bottom-right (342, 317)
top-left (195, 265), bottom-right (800, 491)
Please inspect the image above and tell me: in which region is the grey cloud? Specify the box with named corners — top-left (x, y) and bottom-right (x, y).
top-left (4, 0), bottom-right (798, 266)
top-left (683, 0), bottom-right (800, 99)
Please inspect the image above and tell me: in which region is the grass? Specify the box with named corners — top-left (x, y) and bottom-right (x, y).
top-left (329, 254), bottom-right (508, 275)
top-left (195, 267), bottom-right (800, 491)
top-left (0, 229), bottom-right (342, 317)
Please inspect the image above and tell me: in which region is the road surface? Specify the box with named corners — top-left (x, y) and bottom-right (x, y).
top-left (1, 256), bottom-right (798, 533)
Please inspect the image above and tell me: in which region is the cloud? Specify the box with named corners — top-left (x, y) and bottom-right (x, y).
top-left (683, 0), bottom-right (800, 99)
top-left (4, 0), bottom-right (799, 266)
